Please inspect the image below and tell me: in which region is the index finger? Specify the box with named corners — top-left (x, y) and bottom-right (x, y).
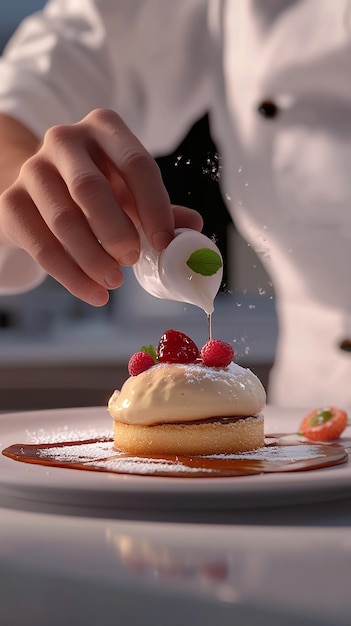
top-left (80, 109), bottom-right (175, 250)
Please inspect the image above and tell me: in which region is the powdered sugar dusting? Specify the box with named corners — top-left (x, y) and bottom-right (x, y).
top-left (38, 441), bottom-right (113, 462)
top-left (207, 445), bottom-right (326, 462)
top-left (91, 457), bottom-right (212, 475)
top-left (182, 361), bottom-right (251, 385)
top-left (26, 426), bottom-right (111, 444)
top-left (32, 438), bottom-right (335, 477)
top-left (36, 440), bottom-right (212, 475)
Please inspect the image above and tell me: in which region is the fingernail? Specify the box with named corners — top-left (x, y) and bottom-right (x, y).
top-left (105, 268), bottom-right (123, 287)
top-left (151, 231), bottom-right (173, 251)
top-left (118, 250), bottom-right (139, 266)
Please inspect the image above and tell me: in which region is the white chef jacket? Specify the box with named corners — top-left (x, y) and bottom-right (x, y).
top-left (1, 0), bottom-right (351, 407)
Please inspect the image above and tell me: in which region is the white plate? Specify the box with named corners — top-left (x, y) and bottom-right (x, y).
top-left (0, 406), bottom-right (350, 515)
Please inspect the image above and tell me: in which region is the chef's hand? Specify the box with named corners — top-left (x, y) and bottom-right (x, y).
top-left (0, 108), bottom-right (202, 305)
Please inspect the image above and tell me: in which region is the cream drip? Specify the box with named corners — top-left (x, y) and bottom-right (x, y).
top-left (108, 362), bottom-right (266, 426)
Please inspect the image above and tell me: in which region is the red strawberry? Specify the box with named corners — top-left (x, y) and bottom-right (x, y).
top-left (157, 329), bottom-right (199, 363)
top-left (200, 339), bottom-right (234, 367)
top-left (128, 351), bottom-right (155, 376)
top-left (299, 406), bottom-right (348, 441)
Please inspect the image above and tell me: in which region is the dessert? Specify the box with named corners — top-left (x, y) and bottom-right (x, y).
top-left (108, 330), bottom-right (266, 456)
top-left (109, 230), bottom-right (265, 456)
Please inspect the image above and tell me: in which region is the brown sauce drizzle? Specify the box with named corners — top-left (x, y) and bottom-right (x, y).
top-left (2, 434), bottom-right (349, 478)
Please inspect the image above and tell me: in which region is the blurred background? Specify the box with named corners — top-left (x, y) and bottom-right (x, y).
top-left (0, 1), bottom-right (277, 411)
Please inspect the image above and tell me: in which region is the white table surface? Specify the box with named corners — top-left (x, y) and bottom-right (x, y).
top-left (1, 405), bottom-right (351, 626)
top-left (1, 505), bottom-right (351, 626)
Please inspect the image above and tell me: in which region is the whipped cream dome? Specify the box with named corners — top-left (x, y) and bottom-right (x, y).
top-left (108, 362), bottom-right (266, 426)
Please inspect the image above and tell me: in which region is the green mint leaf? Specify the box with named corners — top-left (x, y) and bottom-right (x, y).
top-left (141, 344), bottom-right (157, 362)
top-left (309, 409), bottom-right (333, 426)
top-left (186, 248), bottom-right (222, 277)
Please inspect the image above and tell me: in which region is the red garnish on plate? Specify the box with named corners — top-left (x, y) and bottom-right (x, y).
top-left (157, 329), bottom-right (200, 364)
top-left (200, 339), bottom-right (234, 367)
top-left (298, 406), bottom-right (348, 441)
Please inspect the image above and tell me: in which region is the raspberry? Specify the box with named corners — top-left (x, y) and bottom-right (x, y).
top-left (128, 351), bottom-right (155, 376)
top-left (299, 406), bottom-right (348, 441)
top-left (200, 339), bottom-right (234, 367)
top-left (157, 329), bottom-right (199, 364)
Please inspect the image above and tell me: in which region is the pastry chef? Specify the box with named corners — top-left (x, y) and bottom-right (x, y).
top-left (0, 0), bottom-right (350, 407)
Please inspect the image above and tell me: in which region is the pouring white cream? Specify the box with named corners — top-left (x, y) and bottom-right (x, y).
top-left (132, 228), bottom-right (223, 315)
